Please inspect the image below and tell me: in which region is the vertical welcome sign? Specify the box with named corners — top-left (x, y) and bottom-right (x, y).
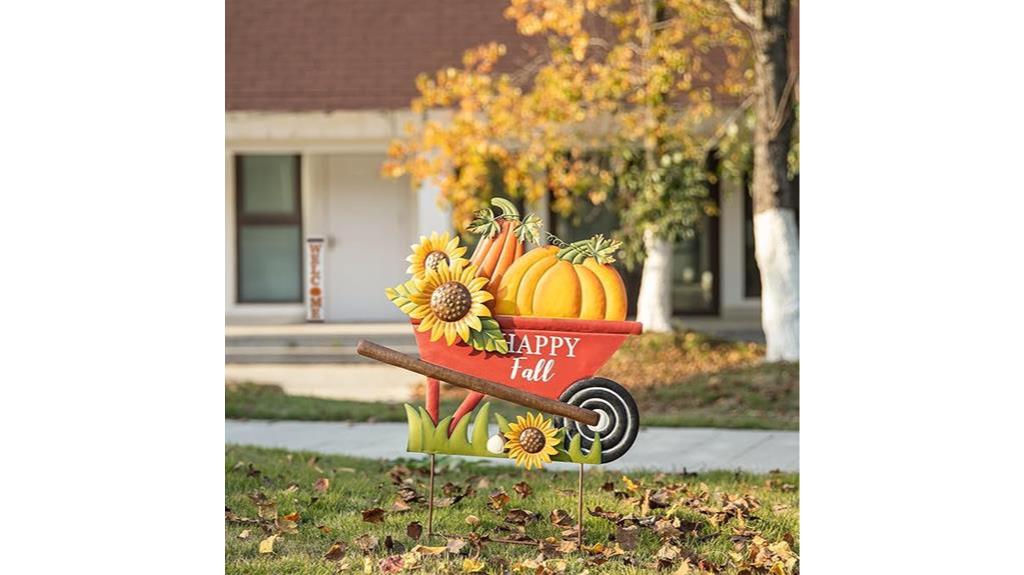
top-left (306, 237), bottom-right (325, 322)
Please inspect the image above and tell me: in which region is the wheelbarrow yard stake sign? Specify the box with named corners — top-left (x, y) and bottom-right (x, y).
top-left (359, 198), bottom-right (643, 543)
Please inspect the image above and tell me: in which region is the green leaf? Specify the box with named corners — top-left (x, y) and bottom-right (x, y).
top-left (467, 317), bottom-right (508, 354)
top-left (385, 279), bottom-right (421, 315)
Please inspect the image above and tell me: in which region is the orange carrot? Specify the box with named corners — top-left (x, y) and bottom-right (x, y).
top-left (487, 227), bottom-right (520, 293)
top-left (470, 234), bottom-right (494, 268)
top-left (514, 241), bottom-right (524, 259)
top-left (479, 220), bottom-right (511, 277)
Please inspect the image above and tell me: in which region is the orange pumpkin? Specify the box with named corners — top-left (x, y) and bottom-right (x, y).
top-left (495, 235), bottom-right (627, 320)
top-left (468, 198), bottom-right (542, 300)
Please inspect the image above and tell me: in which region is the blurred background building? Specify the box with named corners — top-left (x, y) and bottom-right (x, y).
top-left (226, 0), bottom-right (794, 325)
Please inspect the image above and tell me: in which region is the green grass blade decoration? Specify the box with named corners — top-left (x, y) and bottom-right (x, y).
top-left (494, 412), bottom-right (510, 434)
top-left (404, 404), bottom-right (422, 452)
top-left (417, 406), bottom-right (436, 452)
top-left (448, 413), bottom-right (474, 454)
top-left (471, 403), bottom-right (492, 455)
top-left (583, 433), bottom-right (602, 464)
top-left (431, 416), bottom-right (453, 451)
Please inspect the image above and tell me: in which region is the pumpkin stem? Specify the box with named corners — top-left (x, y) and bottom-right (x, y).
top-left (469, 197), bottom-right (520, 238)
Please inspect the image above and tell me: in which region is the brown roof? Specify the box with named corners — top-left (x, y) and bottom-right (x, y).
top-left (226, 0), bottom-right (537, 112)
top-left (227, 0), bottom-right (798, 113)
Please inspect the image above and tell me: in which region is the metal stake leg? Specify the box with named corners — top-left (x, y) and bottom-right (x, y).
top-left (427, 454), bottom-right (436, 538)
top-left (577, 463), bottom-right (585, 548)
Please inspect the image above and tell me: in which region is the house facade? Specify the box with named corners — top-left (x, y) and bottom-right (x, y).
top-left (226, 0), bottom-right (782, 324)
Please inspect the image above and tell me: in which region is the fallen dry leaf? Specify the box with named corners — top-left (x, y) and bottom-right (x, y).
top-left (411, 544), bottom-right (447, 556)
top-left (446, 537), bottom-right (469, 554)
top-left (549, 509), bottom-right (574, 528)
top-left (258, 534), bottom-right (278, 554)
top-left (379, 554), bottom-right (404, 574)
top-left (248, 492), bottom-right (278, 521)
top-left (237, 529), bottom-right (251, 540)
top-left (465, 514), bottom-right (480, 527)
top-left (354, 533), bottom-right (378, 553)
top-left (324, 541), bottom-right (347, 561)
top-left (361, 507), bottom-right (386, 523)
top-left (622, 476), bottom-right (641, 492)
top-left (488, 489), bottom-right (511, 510)
top-left (557, 540), bottom-right (579, 553)
top-left (313, 477), bottom-right (330, 493)
top-left (616, 524), bottom-right (639, 550)
top-left (504, 508), bottom-right (539, 525)
top-left (588, 506), bottom-right (623, 523)
top-left (462, 557), bottom-right (486, 573)
top-left (407, 521), bottom-right (423, 540)
top-left (513, 481), bottom-right (533, 498)
top-left (276, 516), bottom-right (299, 534)
top-left (282, 511), bottom-right (300, 522)
top-left (655, 542), bottom-right (682, 569)
top-left (317, 524), bottom-right (332, 534)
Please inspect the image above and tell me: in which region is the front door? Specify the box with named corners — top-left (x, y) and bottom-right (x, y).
top-left (324, 153), bottom-right (413, 321)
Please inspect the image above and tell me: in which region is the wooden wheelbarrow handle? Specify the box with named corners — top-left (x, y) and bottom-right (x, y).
top-left (356, 339), bottom-right (600, 427)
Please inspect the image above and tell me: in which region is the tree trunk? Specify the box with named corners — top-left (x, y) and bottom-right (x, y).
top-left (750, 0), bottom-right (798, 360)
top-left (634, 0), bottom-right (674, 333)
top-left (636, 228), bottom-right (674, 332)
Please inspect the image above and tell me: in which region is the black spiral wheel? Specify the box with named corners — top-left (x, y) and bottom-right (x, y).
top-left (553, 377), bottom-right (639, 464)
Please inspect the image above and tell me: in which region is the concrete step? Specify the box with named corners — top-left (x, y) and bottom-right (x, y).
top-left (226, 331), bottom-right (417, 364)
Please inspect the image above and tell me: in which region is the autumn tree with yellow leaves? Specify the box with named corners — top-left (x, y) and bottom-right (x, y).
top-left (383, 0), bottom-right (760, 334)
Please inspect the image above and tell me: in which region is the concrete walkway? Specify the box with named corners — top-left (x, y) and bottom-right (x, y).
top-left (226, 364), bottom-right (422, 401)
top-left (225, 420), bottom-right (798, 473)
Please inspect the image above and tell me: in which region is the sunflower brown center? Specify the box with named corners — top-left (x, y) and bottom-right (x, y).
top-left (518, 427), bottom-right (546, 454)
top-left (430, 281), bottom-right (472, 322)
top-left (424, 251), bottom-right (450, 272)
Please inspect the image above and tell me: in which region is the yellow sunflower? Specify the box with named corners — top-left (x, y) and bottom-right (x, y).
top-left (407, 259), bottom-right (493, 345)
top-left (406, 231), bottom-right (467, 278)
top-left (504, 412), bottom-right (560, 470)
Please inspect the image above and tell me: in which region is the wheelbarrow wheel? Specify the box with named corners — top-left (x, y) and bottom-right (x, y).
top-left (553, 377), bottom-right (639, 464)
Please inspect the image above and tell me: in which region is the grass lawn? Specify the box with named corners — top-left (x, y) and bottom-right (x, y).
top-left (227, 331), bottom-right (798, 430)
top-left (226, 364), bottom-right (797, 431)
top-left (226, 445), bottom-right (799, 574)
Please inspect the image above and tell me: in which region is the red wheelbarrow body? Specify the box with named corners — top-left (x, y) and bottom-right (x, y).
top-left (413, 315), bottom-right (642, 432)
top-left (413, 315), bottom-right (642, 399)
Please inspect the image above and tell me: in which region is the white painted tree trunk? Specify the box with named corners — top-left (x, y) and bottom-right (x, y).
top-left (636, 228), bottom-right (674, 332)
top-left (754, 207), bottom-right (799, 361)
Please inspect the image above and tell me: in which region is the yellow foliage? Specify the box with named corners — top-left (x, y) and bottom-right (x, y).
top-left (382, 0), bottom-right (752, 233)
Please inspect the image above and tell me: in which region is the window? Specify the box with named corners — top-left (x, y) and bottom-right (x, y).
top-left (235, 155), bottom-right (303, 303)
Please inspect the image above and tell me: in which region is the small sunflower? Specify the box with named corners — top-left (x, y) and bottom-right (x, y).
top-left (406, 231), bottom-right (467, 278)
top-left (407, 259), bottom-right (493, 345)
top-left (504, 412), bottom-right (560, 470)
